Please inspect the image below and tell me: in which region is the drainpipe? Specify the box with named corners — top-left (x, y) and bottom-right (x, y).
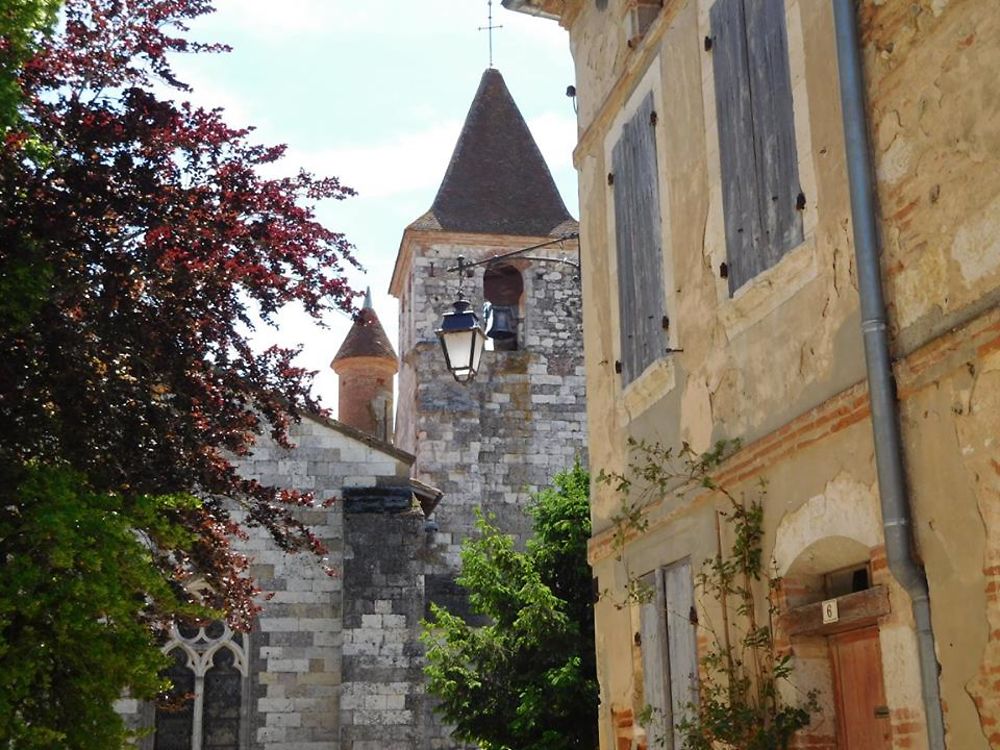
top-left (831, 1), bottom-right (946, 747)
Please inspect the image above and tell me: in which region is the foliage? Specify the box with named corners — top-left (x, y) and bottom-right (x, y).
top-left (0, 0), bottom-right (359, 744)
top-left (676, 497), bottom-right (818, 750)
top-left (0, 0), bottom-right (60, 130)
top-left (599, 440), bottom-right (817, 749)
top-left (421, 463), bottom-right (598, 750)
top-left (0, 464), bottom-right (212, 748)
top-left (596, 437), bottom-right (738, 607)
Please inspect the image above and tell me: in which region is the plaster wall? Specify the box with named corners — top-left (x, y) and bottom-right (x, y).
top-left (553, 0), bottom-right (1000, 747)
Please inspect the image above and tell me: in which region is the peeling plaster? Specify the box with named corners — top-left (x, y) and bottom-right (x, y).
top-left (877, 135), bottom-right (914, 185)
top-left (773, 472), bottom-right (881, 576)
top-left (952, 194), bottom-right (1000, 287)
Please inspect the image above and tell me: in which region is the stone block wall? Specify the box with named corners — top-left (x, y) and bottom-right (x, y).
top-left (340, 508), bottom-right (430, 749)
top-left (394, 233), bottom-right (588, 749)
top-left (235, 416), bottom-right (409, 750)
top-left (118, 413), bottom-right (429, 750)
top-left (396, 236), bottom-right (588, 557)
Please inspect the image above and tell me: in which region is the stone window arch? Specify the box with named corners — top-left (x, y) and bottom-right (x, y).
top-left (153, 621), bottom-right (250, 750)
top-left (483, 263), bottom-right (524, 352)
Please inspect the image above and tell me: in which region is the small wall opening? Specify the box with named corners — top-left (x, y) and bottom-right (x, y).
top-left (483, 264), bottom-right (524, 352)
top-left (783, 535), bottom-right (871, 608)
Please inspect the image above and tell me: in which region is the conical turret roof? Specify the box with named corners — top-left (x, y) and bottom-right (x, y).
top-left (331, 289), bottom-right (398, 367)
top-left (410, 68), bottom-right (576, 237)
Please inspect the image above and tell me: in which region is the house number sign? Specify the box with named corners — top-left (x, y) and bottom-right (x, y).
top-left (822, 598), bottom-right (840, 624)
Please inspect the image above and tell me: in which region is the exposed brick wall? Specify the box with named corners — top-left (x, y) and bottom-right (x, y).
top-left (334, 358), bottom-right (396, 441)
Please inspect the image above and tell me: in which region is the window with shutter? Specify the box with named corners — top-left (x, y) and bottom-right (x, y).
top-left (612, 92), bottom-right (666, 386)
top-left (711, 0), bottom-right (803, 295)
top-left (638, 559), bottom-right (698, 749)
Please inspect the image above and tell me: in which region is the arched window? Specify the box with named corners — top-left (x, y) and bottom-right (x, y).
top-left (483, 264), bottom-right (524, 352)
top-left (154, 621), bottom-right (249, 750)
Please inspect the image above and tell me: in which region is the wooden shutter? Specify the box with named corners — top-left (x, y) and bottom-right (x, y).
top-left (745, 0), bottom-right (803, 266)
top-left (664, 560), bottom-right (698, 749)
top-left (639, 569), bottom-right (673, 748)
top-left (612, 93), bottom-right (666, 385)
top-left (711, 0), bottom-right (802, 294)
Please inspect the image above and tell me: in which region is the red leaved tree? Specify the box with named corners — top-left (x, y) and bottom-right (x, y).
top-left (0, 1), bottom-right (359, 743)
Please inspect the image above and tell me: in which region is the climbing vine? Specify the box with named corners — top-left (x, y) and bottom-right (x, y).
top-left (599, 438), bottom-right (818, 749)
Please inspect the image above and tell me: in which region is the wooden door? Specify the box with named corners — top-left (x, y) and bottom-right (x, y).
top-left (829, 626), bottom-right (892, 750)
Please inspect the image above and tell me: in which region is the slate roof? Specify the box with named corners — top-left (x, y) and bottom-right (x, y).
top-left (416, 68), bottom-right (576, 238)
top-left (331, 289), bottom-right (398, 366)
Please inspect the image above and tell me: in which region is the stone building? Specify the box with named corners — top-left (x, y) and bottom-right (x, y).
top-left (507, 1), bottom-right (1000, 749)
top-left (120, 65), bottom-right (588, 750)
top-left (391, 66), bottom-right (586, 559)
top-left (390, 65), bottom-right (589, 746)
top-left (118, 298), bottom-right (445, 749)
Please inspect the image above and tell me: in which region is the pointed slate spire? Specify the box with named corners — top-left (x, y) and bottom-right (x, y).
top-left (331, 290), bottom-right (397, 366)
top-left (413, 68), bottom-right (576, 237)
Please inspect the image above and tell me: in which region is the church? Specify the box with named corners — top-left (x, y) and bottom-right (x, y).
top-left (119, 67), bottom-right (587, 750)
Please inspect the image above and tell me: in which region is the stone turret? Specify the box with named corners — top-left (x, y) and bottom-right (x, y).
top-left (331, 289), bottom-right (398, 442)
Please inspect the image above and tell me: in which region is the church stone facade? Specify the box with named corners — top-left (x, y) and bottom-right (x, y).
top-left (120, 66), bottom-right (587, 750)
top-left (390, 67), bottom-right (589, 747)
top-left (392, 67), bottom-right (586, 556)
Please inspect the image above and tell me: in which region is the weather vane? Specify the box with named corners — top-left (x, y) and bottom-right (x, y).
top-left (479, 0), bottom-right (503, 68)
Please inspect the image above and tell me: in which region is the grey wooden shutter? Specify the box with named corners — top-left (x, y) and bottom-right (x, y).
top-left (639, 569), bottom-right (673, 748)
top-left (613, 93), bottom-right (665, 385)
top-left (745, 0), bottom-right (803, 266)
top-left (711, 0), bottom-right (762, 294)
top-left (711, 0), bottom-right (802, 294)
top-left (664, 559), bottom-right (698, 750)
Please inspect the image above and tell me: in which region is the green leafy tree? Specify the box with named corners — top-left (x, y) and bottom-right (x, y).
top-left (422, 463), bottom-right (598, 750)
top-left (0, 0), bottom-right (60, 130)
top-left (0, 465), bottom-right (208, 748)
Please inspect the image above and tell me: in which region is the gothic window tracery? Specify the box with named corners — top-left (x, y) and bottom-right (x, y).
top-left (154, 621), bottom-right (249, 750)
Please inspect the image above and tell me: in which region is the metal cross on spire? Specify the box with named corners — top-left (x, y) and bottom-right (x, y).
top-left (478, 0), bottom-right (503, 68)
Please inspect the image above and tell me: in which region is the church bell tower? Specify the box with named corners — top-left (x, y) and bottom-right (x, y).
top-left (390, 66), bottom-right (587, 564)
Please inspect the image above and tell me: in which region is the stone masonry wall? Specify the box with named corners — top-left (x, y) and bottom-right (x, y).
top-left (118, 413), bottom-right (419, 750)
top-left (397, 236), bottom-right (588, 560)
top-left (234, 415), bottom-right (409, 750)
top-left (340, 508), bottom-right (430, 750)
top-left (395, 232), bottom-right (588, 748)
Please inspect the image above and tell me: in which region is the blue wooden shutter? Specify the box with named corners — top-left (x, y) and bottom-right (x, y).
top-left (612, 93), bottom-right (665, 384)
top-left (711, 0), bottom-right (802, 294)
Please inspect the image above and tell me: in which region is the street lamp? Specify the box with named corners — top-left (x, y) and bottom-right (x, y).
top-left (436, 291), bottom-right (487, 383)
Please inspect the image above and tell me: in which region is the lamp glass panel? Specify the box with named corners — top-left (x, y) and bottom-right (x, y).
top-left (470, 328), bottom-right (485, 373)
top-left (442, 329), bottom-right (474, 373)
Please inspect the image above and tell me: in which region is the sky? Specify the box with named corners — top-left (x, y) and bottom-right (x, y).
top-left (168, 1), bottom-right (579, 410)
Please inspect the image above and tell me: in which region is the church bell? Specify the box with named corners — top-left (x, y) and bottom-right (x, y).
top-left (486, 305), bottom-right (517, 341)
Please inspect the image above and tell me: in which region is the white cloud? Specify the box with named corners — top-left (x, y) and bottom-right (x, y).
top-left (206, 0), bottom-right (366, 36)
top-left (527, 111), bottom-right (577, 172)
top-left (276, 120), bottom-right (463, 199)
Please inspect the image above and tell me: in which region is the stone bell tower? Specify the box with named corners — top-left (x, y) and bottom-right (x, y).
top-left (390, 66), bottom-right (587, 567)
